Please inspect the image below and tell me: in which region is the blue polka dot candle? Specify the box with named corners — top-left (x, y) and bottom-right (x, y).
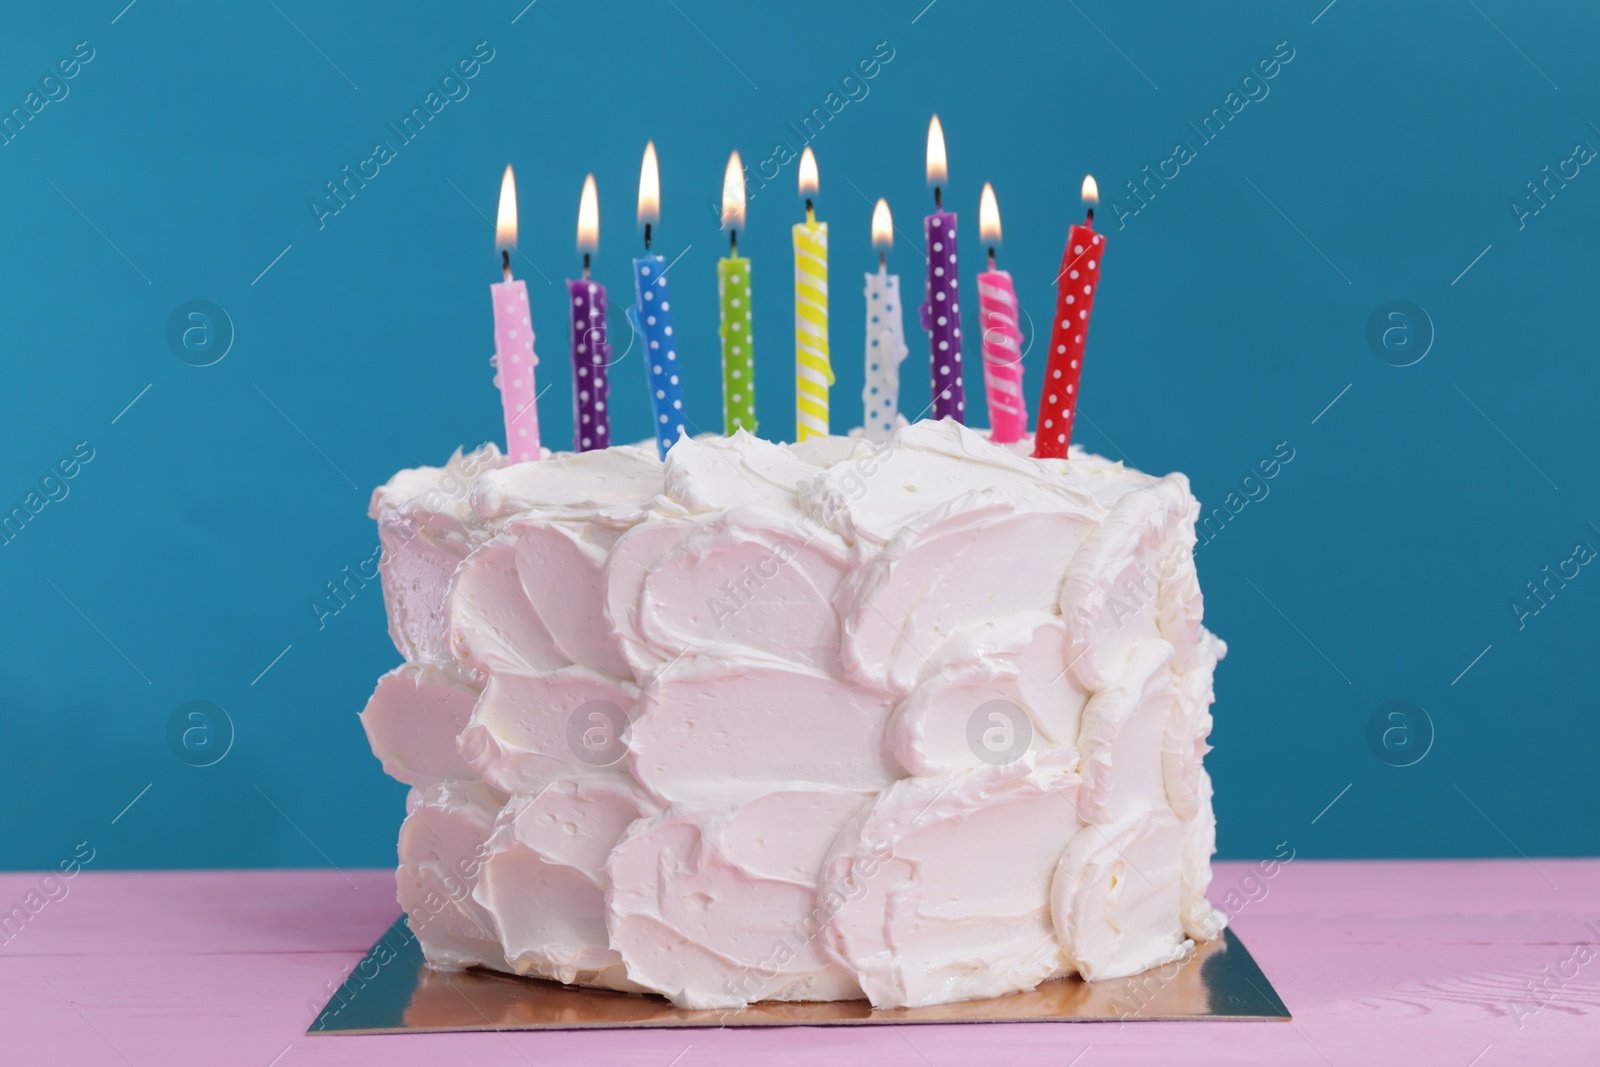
top-left (626, 142), bottom-right (687, 459)
top-left (568, 174), bottom-right (610, 452)
top-left (919, 116), bottom-right (965, 423)
top-left (862, 198), bottom-right (908, 441)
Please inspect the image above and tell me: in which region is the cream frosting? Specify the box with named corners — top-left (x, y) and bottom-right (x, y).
top-left (821, 751), bottom-right (1089, 1007)
top-left (476, 777), bottom-right (657, 990)
top-left (369, 445), bottom-right (504, 665)
top-left (360, 663), bottom-right (480, 788)
top-left (362, 418), bottom-right (1226, 1008)
top-left (607, 791), bottom-right (869, 1007)
top-left (393, 778), bottom-right (505, 971)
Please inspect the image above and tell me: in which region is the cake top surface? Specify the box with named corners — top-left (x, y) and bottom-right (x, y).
top-left (373, 419), bottom-right (1184, 544)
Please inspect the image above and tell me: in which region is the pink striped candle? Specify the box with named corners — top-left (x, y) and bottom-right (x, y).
top-left (978, 270), bottom-right (1025, 442)
top-left (977, 183), bottom-right (1025, 443)
top-left (492, 166), bottom-right (540, 463)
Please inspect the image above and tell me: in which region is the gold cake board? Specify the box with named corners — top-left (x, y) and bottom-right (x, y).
top-left (309, 916), bottom-right (1290, 1033)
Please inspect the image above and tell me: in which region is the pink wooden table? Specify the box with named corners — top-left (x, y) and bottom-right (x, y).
top-left (3, 861), bottom-right (1595, 1065)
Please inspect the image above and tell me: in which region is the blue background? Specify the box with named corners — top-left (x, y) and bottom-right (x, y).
top-left (3, 0), bottom-right (1596, 871)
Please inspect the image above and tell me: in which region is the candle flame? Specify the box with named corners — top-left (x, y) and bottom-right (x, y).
top-left (871, 198), bottom-right (893, 251)
top-left (577, 173), bottom-right (599, 254)
top-left (495, 164), bottom-right (517, 250)
top-left (721, 151), bottom-right (745, 230)
top-left (637, 141), bottom-right (660, 228)
top-left (1082, 174), bottom-right (1099, 205)
top-left (926, 115), bottom-right (947, 187)
top-left (798, 147), bottom-right (819, 198)
top-left (979, 182), bottom-right (1001, 245)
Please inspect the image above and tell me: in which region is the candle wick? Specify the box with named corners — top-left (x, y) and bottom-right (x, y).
top-left (1086, 207), bottom-right (1095, 225)
top-left (934, 186), bottom-right (942, 209)
top-left (879, 249), bottom-right (886, 271)
top-left (501, 249), bottom-right (512, 282)
top-left (804, 198), bottom-right (815, 225)
top-left (644, 222), bottom-right (652, 252)
top-left (730, 228), bottom-right (738, 255)
top-left (582, 251), bottom-right (591, 280)
top-left (987, 247), bottom-right (996, 271)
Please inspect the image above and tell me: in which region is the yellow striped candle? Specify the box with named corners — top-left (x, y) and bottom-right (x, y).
top-left (793, 147), bottom-right (832, 441)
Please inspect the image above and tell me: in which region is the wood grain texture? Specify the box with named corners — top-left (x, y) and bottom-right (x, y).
top-left (1, 860), bottom-right (1595, 1065)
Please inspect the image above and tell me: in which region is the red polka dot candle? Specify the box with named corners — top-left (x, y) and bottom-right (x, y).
top-left (918, 115), bottom-right (964, 423)
top-left (1033, 176), bottom-right (1103, 460)
top-left (976, 183), bottom-right (1026, 444)
top-left (568, 174), bottom-right (611, 452)
top-left (491, 165), bottom-right (541, 463)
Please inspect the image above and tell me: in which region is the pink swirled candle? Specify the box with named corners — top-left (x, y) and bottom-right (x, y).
top-left (977, 183), bottom-right (1025, 443)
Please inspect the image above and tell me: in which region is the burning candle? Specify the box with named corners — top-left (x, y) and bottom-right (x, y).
top-left (919, 115), bottom-right (964, 423)
top-left (862, 198), bottom-right (908, 442)
top-left (793, 147), bottom-right (832, 442)
top-left (568, 174), bottom-right (610, 452)
top-left (976, 183), bottom-right (1026, 444)
top-left (625, 141), bottom-right (687, 459)
top-left (491, 164), bottom-right (541, 462)
top-left (718, 151), bottom-right (756, 435)
top-left (1033, 176), bottom-right (1103, 460)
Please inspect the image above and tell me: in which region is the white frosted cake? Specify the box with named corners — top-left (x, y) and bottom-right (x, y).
top-left (360, 419), bottom-right (1227, 1009)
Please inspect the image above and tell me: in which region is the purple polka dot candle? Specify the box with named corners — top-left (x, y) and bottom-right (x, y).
top-left (919, 116), bottom-right (964, 423)
top-left (567, 278), bottom-right (611, 451)
top-left (568, 174), bottom-right (610, 452)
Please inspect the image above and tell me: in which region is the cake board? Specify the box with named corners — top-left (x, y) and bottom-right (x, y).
top-left (309, 916), bottom-right (1290, 1034)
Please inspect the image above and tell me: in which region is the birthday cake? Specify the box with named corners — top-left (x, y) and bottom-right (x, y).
top-left (360, 419), bottom-right (1227, 1009)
